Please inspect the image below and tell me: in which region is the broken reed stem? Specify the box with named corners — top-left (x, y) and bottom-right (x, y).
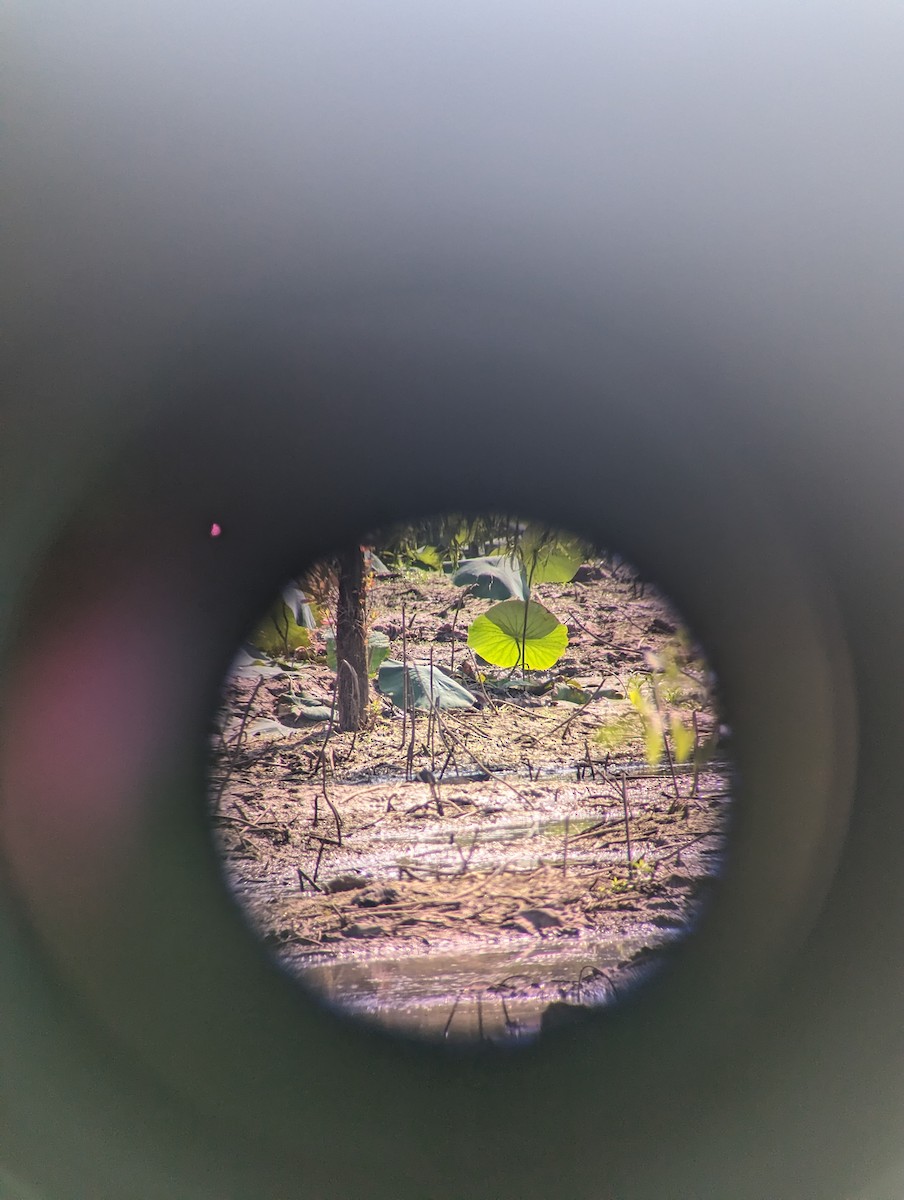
top-left (312, 670), bottom-right (345, 844)
top-left (583, 739), bottom-right (596, 780)
top-left (320, 757), bottom-right (343, 846)
top-left (437, 744), bottom-right (455, 780)
top-left (431, 707), bottom-right (535, 810)
top-left (443, 993), bottom-right (463, 1038)
top-left (428, 647), bottom-right (436, 773)
top-left (563, 814), bottom-right (570, 877)
top-left (297, 866), bottom-right (323, 893)
top-left (213, 676), bottom-right (264, 806)
top-left (653, 829), bottom-right (716, 869)
top-left (312, 674), bottom-right (340, 824)
top-left (691, 710), bottom-right (700, 798)
top-left (312, 840), bottom-right (326, 882)
top-left (449, 588), bottom-right (469, 674)
top-left (400, 600), bottom-right (409, 749)
top-left (620, 771), bottom-right (633, 879)
top-left (662, 732), bottom-right (681, 803)
top-left (467, 648), bottom-right (496, 710)
top-left (407, 701), bottom-right (417, 782)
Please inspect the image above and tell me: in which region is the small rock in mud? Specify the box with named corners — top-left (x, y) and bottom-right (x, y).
top-left (352, 886), bottom-right (400, 908)
top-left (648, 616), bottom-right (677, 634)
top-left (322, 874), bottom-right (369, 894)
top-left (501, 918), bottom-right (538, 936)
top-left (341, 923), bottom-right (383, 939)
top-left (540, 1001), bottom-right (592, 1032)
top-left (372, 619), bottom-right (403, 639)
top-left (572, 564), bottom-right (604, 583)
top-left (517, 908), bottom-right (564, 931)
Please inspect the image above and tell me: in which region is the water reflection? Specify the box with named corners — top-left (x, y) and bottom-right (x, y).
top-left (288, 929), bottom-right (678, 1042)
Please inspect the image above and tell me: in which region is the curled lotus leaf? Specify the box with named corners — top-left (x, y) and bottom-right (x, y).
top-left (451, 556), bottom-right (527, 601)
top-left (376, 661), bottom-right (477, 711)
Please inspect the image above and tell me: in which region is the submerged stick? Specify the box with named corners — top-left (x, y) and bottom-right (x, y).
top-left (621, 771), bottom-right (633, 879)
top-left (312, 841), bottom-right (325, 882)
top-left (297, 866), bottom-right (323, 893)
top-left (406, 701), bottom-right (417, 782)
top-left (443, 993), bottom-right (463, 1039)
top-left (662, 732), bottom-right (681, 804)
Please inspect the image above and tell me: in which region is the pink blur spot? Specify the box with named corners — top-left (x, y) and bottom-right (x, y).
top-left (210, 523), bottom-right (222, 537)
top-left (0, 568), bottom-right (189, 920)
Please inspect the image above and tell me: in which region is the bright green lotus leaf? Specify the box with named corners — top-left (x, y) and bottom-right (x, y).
top-left (527, 543), bottom-right (585, 584)
top-left (375, 660), bottom-right (477, 711)
top-left (452, 555), bottom-right (527, 601)
top-left (250, 600), bottom-right (312, 657)
top-left (412, 544), bottom-right (443, 571)
top-left (467, 600), bottom-right (568, 670)
top-left (325, 631), bottom-right (391, 677)
top-left (519, 527), bottom-right (587, 585)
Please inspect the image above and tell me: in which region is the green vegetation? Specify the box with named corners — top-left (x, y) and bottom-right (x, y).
top-left (244, 514), bottom-right (717, 765)
top-left (467, 599), bottom-right (568, 670)
top-left (250, 590), bottom-right (314, 657)
top-left (375, 661), bottom-right (477, 711)
top-left (325, 631), bottom-right (391, 678)
top-left (447, 521), bottom-right (585, 674)
top-left (594, 645), bottom-right (709, 766)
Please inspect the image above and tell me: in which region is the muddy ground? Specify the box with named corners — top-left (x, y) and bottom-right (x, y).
top-left (209, 558), bottom-right (733, 1042)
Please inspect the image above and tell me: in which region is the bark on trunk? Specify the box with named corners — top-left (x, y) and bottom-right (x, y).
top-left (335, 546), bottom-right (369, 731)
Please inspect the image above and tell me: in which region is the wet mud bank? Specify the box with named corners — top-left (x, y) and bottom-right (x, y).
top-left (210, 560), bottom-right (733, 1041)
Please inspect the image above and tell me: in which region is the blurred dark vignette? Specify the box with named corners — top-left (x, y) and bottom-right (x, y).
top-left (3, 4), bottom-right (904, 1198)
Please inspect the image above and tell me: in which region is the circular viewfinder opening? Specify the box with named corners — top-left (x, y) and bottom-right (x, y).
top-left (209, 514), bottom-right (735, 1043)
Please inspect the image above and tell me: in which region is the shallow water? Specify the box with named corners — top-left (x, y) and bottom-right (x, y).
top-left (228, 759), bottom-right (729, 1042)
top-left (285, 927), bottom-right (675, 1041)
top-left (343, 758), bottom-right (724, 788)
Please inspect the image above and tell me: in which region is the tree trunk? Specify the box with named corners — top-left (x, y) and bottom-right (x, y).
top-left (335, 546), bottom-right (369, 731)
